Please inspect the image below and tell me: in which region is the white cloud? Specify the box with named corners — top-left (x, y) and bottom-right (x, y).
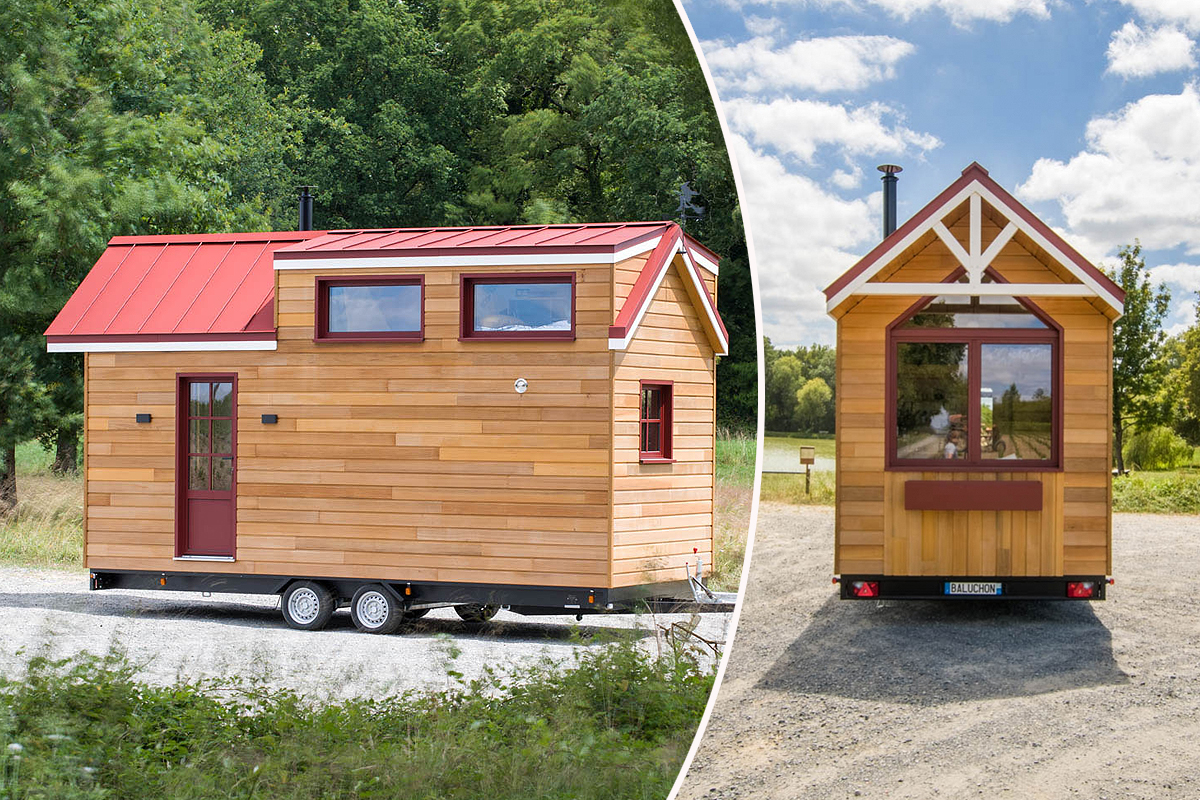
top-left (702, 34), bottom-right (915, 94)
top-left (1106, 21), bottom-right (1195, 78)
top-left (732, 135), bottom-right (879, 345)
top-left (831, 165), bottom-right (864, 189)
top-left (1017, 84), bottom-right (1200, 256)
top-left (1149, 262), bottom-right (1200, 293)
top-left (1117, 0), bottom-right (1200, 33)
top-left (723, 97), bottom-right (942, 163)
top-left (718, 0), bottom-right (1050, 27)
top-left (743, 15), bottom-right (782, 35)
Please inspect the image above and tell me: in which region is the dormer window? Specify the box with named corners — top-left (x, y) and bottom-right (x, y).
top-left (315, 276), bottom-right (424, 341)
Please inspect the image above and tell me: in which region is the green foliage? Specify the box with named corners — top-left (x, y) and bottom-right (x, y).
top-left (1113, 469), bottom-right (1200, 514)
top-left (1106, 243), bottom-right (1171, 473)
top-left (715, 429), bottom-right (756, 488)
top-left (0, 642), bottom-right (712, 799)
top-left (1122, 425), bottom-right (1195, 471)
top-left (764, 338), bottom-right (835, 433)
top-left (794, 377), bottom-right (832, 433)
top-left (759, 471), bottom-right (835, 506)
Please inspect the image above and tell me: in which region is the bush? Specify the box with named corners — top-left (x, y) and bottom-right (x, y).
top-left (1123, 425), bottom-right (1195, 470)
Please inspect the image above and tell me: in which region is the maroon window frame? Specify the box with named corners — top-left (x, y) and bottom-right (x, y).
top-left (459, 272), bottom-right (576, 341)
top-left (639, 381), bottom-right (674, 463)
top-left (885, 271), bottom-right (1063, 472)
top-left (314, 275), bottom-right (424, 342)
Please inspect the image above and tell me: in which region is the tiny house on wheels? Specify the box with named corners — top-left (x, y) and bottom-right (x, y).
top-left (46, 220), bottom-right (732, 632)
top-left (825, 163), bottom-right (1123, 601)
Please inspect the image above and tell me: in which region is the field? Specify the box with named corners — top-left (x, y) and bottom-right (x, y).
top-left (758, 434), bottom-right (1200, 514)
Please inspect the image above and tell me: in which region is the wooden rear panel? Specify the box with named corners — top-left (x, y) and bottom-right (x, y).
top-left (835, 229), bottom-right (1112, 578)
top-left (85, 261), bottom-right (617, 588)
top-left (611, 259), bottom-right (716, 587)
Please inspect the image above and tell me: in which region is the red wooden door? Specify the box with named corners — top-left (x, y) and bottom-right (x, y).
top-left (177, 376), bottom-right (237, 557)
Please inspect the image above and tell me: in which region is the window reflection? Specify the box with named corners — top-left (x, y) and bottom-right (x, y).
top-left (980, 344), bottom-right (1053, 461)
top-left (896, 342), bottom-right (969, 460)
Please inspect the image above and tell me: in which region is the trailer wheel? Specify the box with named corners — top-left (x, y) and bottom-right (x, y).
top-left (350, 584), bottom-right (403, 634)
top-left (281, 581), bottom-right (336, 631)
top-left (455, 603), bottom-right (499, 623)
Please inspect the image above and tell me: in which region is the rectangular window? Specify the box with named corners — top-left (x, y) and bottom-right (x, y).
top-left (896, 342), bottom-right (969, 461)
top-left (639, 382), bottom-right (673, 462)
top-left (315, 276), bottom-right (423, 341)
top-left (460, 273), bottom-right (575, 340)
top-left (980, 344), bottom-right (1053, 461)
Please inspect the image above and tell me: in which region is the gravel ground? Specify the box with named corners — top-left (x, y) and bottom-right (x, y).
top-left (0, 567), bottom-right (730, 700)
top-left (678, 505), bottom-right (1200, 800)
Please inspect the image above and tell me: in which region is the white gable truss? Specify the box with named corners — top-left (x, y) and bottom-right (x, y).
top-left (825, 165), bottom-right (1125, 317)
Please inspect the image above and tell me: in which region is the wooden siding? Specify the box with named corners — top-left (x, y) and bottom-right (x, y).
top-left (610, 258), bottom-right (716, 587)
top-left (835, 227), bottom-right (1112, 578)
top-left (85, 262), bottom-right (617, 588)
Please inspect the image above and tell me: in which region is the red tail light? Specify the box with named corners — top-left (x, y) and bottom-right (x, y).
top-left (851, 581), bottom-right (879, 598)
top-left (1067, 581), bottom-right (1096, 598)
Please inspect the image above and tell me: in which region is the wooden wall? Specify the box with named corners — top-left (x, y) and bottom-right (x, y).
top-left (835, 220), bottom-right (1112, 578)
top-left (85, 251), bottom-right (720, 590)
top-left (610, 257), bottom-right (717, 587)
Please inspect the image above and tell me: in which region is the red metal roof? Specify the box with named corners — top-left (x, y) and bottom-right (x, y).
top-left (45, 232), bottom-right (324, 342)
top-left (45, 222), bottom-right (725, 346)
top-left (274, 221), bottom-right (684, 259)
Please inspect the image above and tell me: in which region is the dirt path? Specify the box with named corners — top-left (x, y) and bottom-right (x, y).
top-left (679, 505), bottom-right (1200, 799)
top-left (0, 567), bottom-right (729, 700)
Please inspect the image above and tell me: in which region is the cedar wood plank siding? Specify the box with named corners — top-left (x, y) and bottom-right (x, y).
top-left (611, 258), bottom-right (717, 587)
top-left (84, 253), bottom-right (717, 589)
top-left (834, 210), bottom-right (1113, 579)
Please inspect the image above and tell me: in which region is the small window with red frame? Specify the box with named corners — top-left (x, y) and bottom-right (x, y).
top-left (315, 276), bottom-right (423, 341)
top-left (639, 382), bottom-right (673, 462)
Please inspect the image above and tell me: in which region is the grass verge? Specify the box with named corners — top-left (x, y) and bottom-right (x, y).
top-left (758, 470), bottom-right (835, 506)
top-left (0, 639), bottom-right (713, 800)
top-left (1112, 468), bottom-right (1200, 514)
top-left (711, 431), bottom-right (756, 591)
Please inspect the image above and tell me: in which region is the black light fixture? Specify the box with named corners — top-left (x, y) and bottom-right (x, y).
top-left (261, 414), bottom-right (278, 424)
top-left (135, 413), bottom-right (152, 424)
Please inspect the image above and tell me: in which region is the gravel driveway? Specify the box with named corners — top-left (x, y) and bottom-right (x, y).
top-left (678, 505), bottom-right (1200, 800)
top-left (0, 567), bottom-right (730, 700)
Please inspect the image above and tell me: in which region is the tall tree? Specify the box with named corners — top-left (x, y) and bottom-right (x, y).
top-left (1106, 243), bottom-right (1171, 474)
top-left (1, 0), bottom-right (278, 498)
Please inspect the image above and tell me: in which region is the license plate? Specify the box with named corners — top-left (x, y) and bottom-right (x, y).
top-left (944, 581), bottom-right (1003, 595)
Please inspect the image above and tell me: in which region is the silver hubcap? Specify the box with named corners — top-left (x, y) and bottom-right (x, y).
top-left (356, 591), bottom-right (390, 628)
top-left (287, 587), bottom-right (321, 624)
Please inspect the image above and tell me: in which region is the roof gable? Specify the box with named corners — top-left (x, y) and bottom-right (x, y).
top-left (824, 163), bottom-right (1125, 316)
top-left (607, 224), bottom-right (729, 356)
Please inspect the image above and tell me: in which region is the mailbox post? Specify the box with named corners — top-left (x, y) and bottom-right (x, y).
top-left (800, 445), bottom-right (816, 494)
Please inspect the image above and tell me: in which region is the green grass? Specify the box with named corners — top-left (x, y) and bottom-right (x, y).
top-left (0, 640), bottom-right (713, 800)
top-left (710, 430), bottom-right (756, 591)
top-left (763, 434), bottom-right (835, 460)
top-left (1, 440), bottom-right (83, 568)
top-left (758, 471), bottom-right (835, 506)
top-left (1112, 468), bottom-right (1200, 514)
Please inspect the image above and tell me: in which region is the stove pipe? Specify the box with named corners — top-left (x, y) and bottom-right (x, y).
top-left (878, 165), bottom-right (902, 238)
top-left (298, 186), bottom-right (314, 231)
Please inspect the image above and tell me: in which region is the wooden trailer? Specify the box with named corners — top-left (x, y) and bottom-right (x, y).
top-left (824, 163), bottom-right (1124, 600)
top-left (45, 221), bottom-right (731, 631)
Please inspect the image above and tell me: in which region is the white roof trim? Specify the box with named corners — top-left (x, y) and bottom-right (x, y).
top-left (275, 235), bottom-right (665, 271)
top-left (687, 246), bottom-right (719, 275)
top-left (826, 180), bottom-right (1125, 314)
top-left (48, 339), bottom-right (278, 353)
top-left (853, 283), bottom-right (1097, 298)
top-left (607, 242), bottom-right (728, 356)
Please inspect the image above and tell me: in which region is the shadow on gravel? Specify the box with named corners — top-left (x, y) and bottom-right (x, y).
top-left (757, 593), bottom-right (1128, 705)
top-left (0, 591), bottom-right (649, 645)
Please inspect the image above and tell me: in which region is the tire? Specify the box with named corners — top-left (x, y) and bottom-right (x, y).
top-left (350, 584), bottom-right (404, 634)
top-left (281, 581), bottom-right (336, 631)
top-left (455, 603), bottom-right (499, 623)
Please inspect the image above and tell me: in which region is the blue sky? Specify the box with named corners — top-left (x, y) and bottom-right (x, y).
top-left (680, 0), bottom-right (1200, 347)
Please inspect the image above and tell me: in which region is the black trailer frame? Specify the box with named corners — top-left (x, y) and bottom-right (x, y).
top-left (837, 575), bottom-right (1109, 601)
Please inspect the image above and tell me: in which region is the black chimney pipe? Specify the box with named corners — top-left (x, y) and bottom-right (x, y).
top-left (878, 164), bottom-right (902, 239)
top-left (298, 186), bottom-right (314, 231)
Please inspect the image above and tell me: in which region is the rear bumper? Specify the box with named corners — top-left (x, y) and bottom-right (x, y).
top-left (838, 575), bottom-right (1108, 600)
